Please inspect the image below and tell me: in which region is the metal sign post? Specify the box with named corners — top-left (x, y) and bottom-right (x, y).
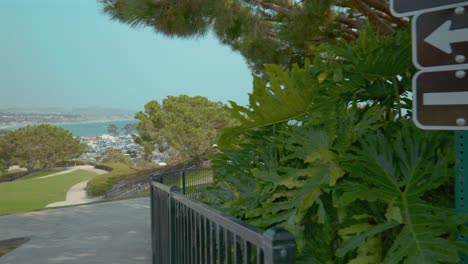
top-left (390, 0), bottom-right (468, 17)
top-left (391, 1), bottom-right (468, 262)
top-left (456, 131), bottom-right (468, 263)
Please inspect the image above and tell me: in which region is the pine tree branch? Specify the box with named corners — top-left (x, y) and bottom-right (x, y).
top-left (341, 27), bottom-right (359, 39)
top-left (337, 16), bottom-right (366, 30)
top-left (360, 0), bottom-right (388, 13)
top-left (360, 0), bottom-right (408, 27)
top-left (251, 0), bottom-right (293, 15)
top-left (376, 10), bottom-right (407, 27)
top-left (350, 0), bottom-right (394, 35)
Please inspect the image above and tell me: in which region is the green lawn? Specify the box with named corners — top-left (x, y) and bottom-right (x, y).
top-left (18, 170), bottom-right (66, 180)
top-left (0, 170), bottom-right (98, 215)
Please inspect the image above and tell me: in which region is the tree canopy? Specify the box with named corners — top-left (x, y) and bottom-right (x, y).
top-left (0, 125), bottom-right (87, 172)
top-left (107, 124), bottom-right (119, 136)
top-left (99, 0), bottom-right (408, 71)
top-left (97, 148), bottom-right (132, 165)
top-left (133, 95), bottom-right (232, 164)
top-left (0, 135), bottom-right (13, 172)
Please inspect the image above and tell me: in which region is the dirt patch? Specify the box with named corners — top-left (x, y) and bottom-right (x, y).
top-left (0, 237), bottom-right (30, 257)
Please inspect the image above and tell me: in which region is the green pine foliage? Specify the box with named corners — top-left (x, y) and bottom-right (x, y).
top-left (99, 0), bottom-right (406, 72)
top-left (0, 124), bottom-right (87, 172)
top-left (133, 95), bottom-right (233, 164)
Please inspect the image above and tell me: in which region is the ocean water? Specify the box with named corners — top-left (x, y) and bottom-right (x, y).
top-left (57, 119), bottom-right (138, 137)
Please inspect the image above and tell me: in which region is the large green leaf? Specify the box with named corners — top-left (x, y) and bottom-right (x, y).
top-left (218, 62), bottom-right (320, 146)
top-left (339, 123), bottom-right (467, 263)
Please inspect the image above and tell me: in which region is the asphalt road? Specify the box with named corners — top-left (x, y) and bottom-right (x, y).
top-left (0, 198), bottom-right (151, 264)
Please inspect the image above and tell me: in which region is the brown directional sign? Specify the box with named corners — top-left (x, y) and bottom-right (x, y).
top-left (413, 69), bottom-right (468, 130)
top-left (413, 5), bottom-right (468, 69)
top-left (391, 0), bottom-right (468, 17)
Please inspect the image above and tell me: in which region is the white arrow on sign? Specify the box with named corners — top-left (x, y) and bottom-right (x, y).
top-left (424, 20), bottom-right (468, 54)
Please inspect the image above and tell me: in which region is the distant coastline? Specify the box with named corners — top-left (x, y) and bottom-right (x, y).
top-left (52, 118), bottom-right (137, 127)
top-left (0, 107), bottom-right (137, 131)
top-left (0, 118), bottom-right (136, 130)
top-left (57, 119), bottom-right (139, 137)
top-left (0, 118), bottom-right (138, 137)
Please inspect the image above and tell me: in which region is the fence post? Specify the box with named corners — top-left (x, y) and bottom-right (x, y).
top-left (155, 174), bottom-right (163, 184)
top-left (182, 170), bottom-right (186, 194)
top-left (168, 185), bottom-right (179, 264)
top-left (263, 228), bottom-right (296, 264)
top-left (150, 175), bottom-right (156, 264)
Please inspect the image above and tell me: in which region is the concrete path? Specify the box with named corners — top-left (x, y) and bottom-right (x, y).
top-left (0, 198), bottom-right (151, 264)
top-left (37, 166), bottom-right (109, 208)
top-left (46, 181), bottom-right (103, 208)
top-left (35, 165), bottom-right (108, 180)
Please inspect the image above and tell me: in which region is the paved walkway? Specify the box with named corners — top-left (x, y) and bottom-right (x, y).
top-left (35, 165), bottom-right (108, 179)
top-left (0, 198), bottom-right (151, 264)
top-left (46, 181), bottom-right (103, 208)
top-left (38, 166), bottom-right (109, 208)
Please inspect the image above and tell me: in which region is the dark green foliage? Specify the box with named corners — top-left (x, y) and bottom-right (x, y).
top-left (206, 28), bottom-right (467, 262)
top-left (336, 125), bottom-right (465, 263)
top-left (133, 95), bottom-right (232, 164)
top-left (0, 125), bottom-right (87, 172)
top-left (0, 134), bottom-right (13, 172)
top-left (86, 163), bottom-right (138, 196)
top-left (97, 148), bottom-right (132, 165)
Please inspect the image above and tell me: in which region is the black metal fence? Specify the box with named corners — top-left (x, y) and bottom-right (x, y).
top-left (153, 168), bottom-right (214, 199)
top-left (104, 172), bottom-right (151, 199)
top-left (150, 170), bottom-right (296, 264)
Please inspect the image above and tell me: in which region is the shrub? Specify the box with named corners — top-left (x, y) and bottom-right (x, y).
top-left (86, 163), bottom-right (138, 197)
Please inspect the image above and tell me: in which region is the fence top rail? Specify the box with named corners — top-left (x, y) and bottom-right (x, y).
top-left (151, 180), bottom-right (267, 245)
top-left (152, 168), bottom-right (213, 178)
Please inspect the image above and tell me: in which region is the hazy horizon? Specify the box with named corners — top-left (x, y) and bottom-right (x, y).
top-left (0, 1), bottom-right (253, 111)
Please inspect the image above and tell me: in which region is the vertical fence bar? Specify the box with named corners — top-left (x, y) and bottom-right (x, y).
top-left (174, 200), bottom-right (178, 264)
top-left (169, 186), bottom-right (179, 264)
top-left (256, 247), bottom-right (263, 264)
top-left (178, 201), bottom-right (182, 264)
top-left (203, 215), bottom-right (207, 264)
top-left (263, 228), bottom-right (296, 264)
top-left (218, 225), bottom-right (224, 263)
top-left (150, 181), bottom-right (156, 264)
top-left (234, 235), bottom-right (242, 264)
top-left (184, 205), bottom-right (188, 264)
top-left (210, 222), bottom-right (216, 264)
top-left (226, 230), bottom-right (232, 264)
top-left (188, 208), bottom-right (193, 264)
top-left (182, 170), bottom-right (187, 195)
top-left (194, 212), bottom-right (199, 263)
top-left (244, 241), bottom-right (252, 264)
top-left (204, 217), bottom-right (209, 264)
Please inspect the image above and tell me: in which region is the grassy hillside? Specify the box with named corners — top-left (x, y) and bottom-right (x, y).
top-left (0, 170), bottom-right (98, 215)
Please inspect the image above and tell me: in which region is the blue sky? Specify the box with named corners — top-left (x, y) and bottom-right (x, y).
top-left (0, 0), bottom-right (253, 111)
